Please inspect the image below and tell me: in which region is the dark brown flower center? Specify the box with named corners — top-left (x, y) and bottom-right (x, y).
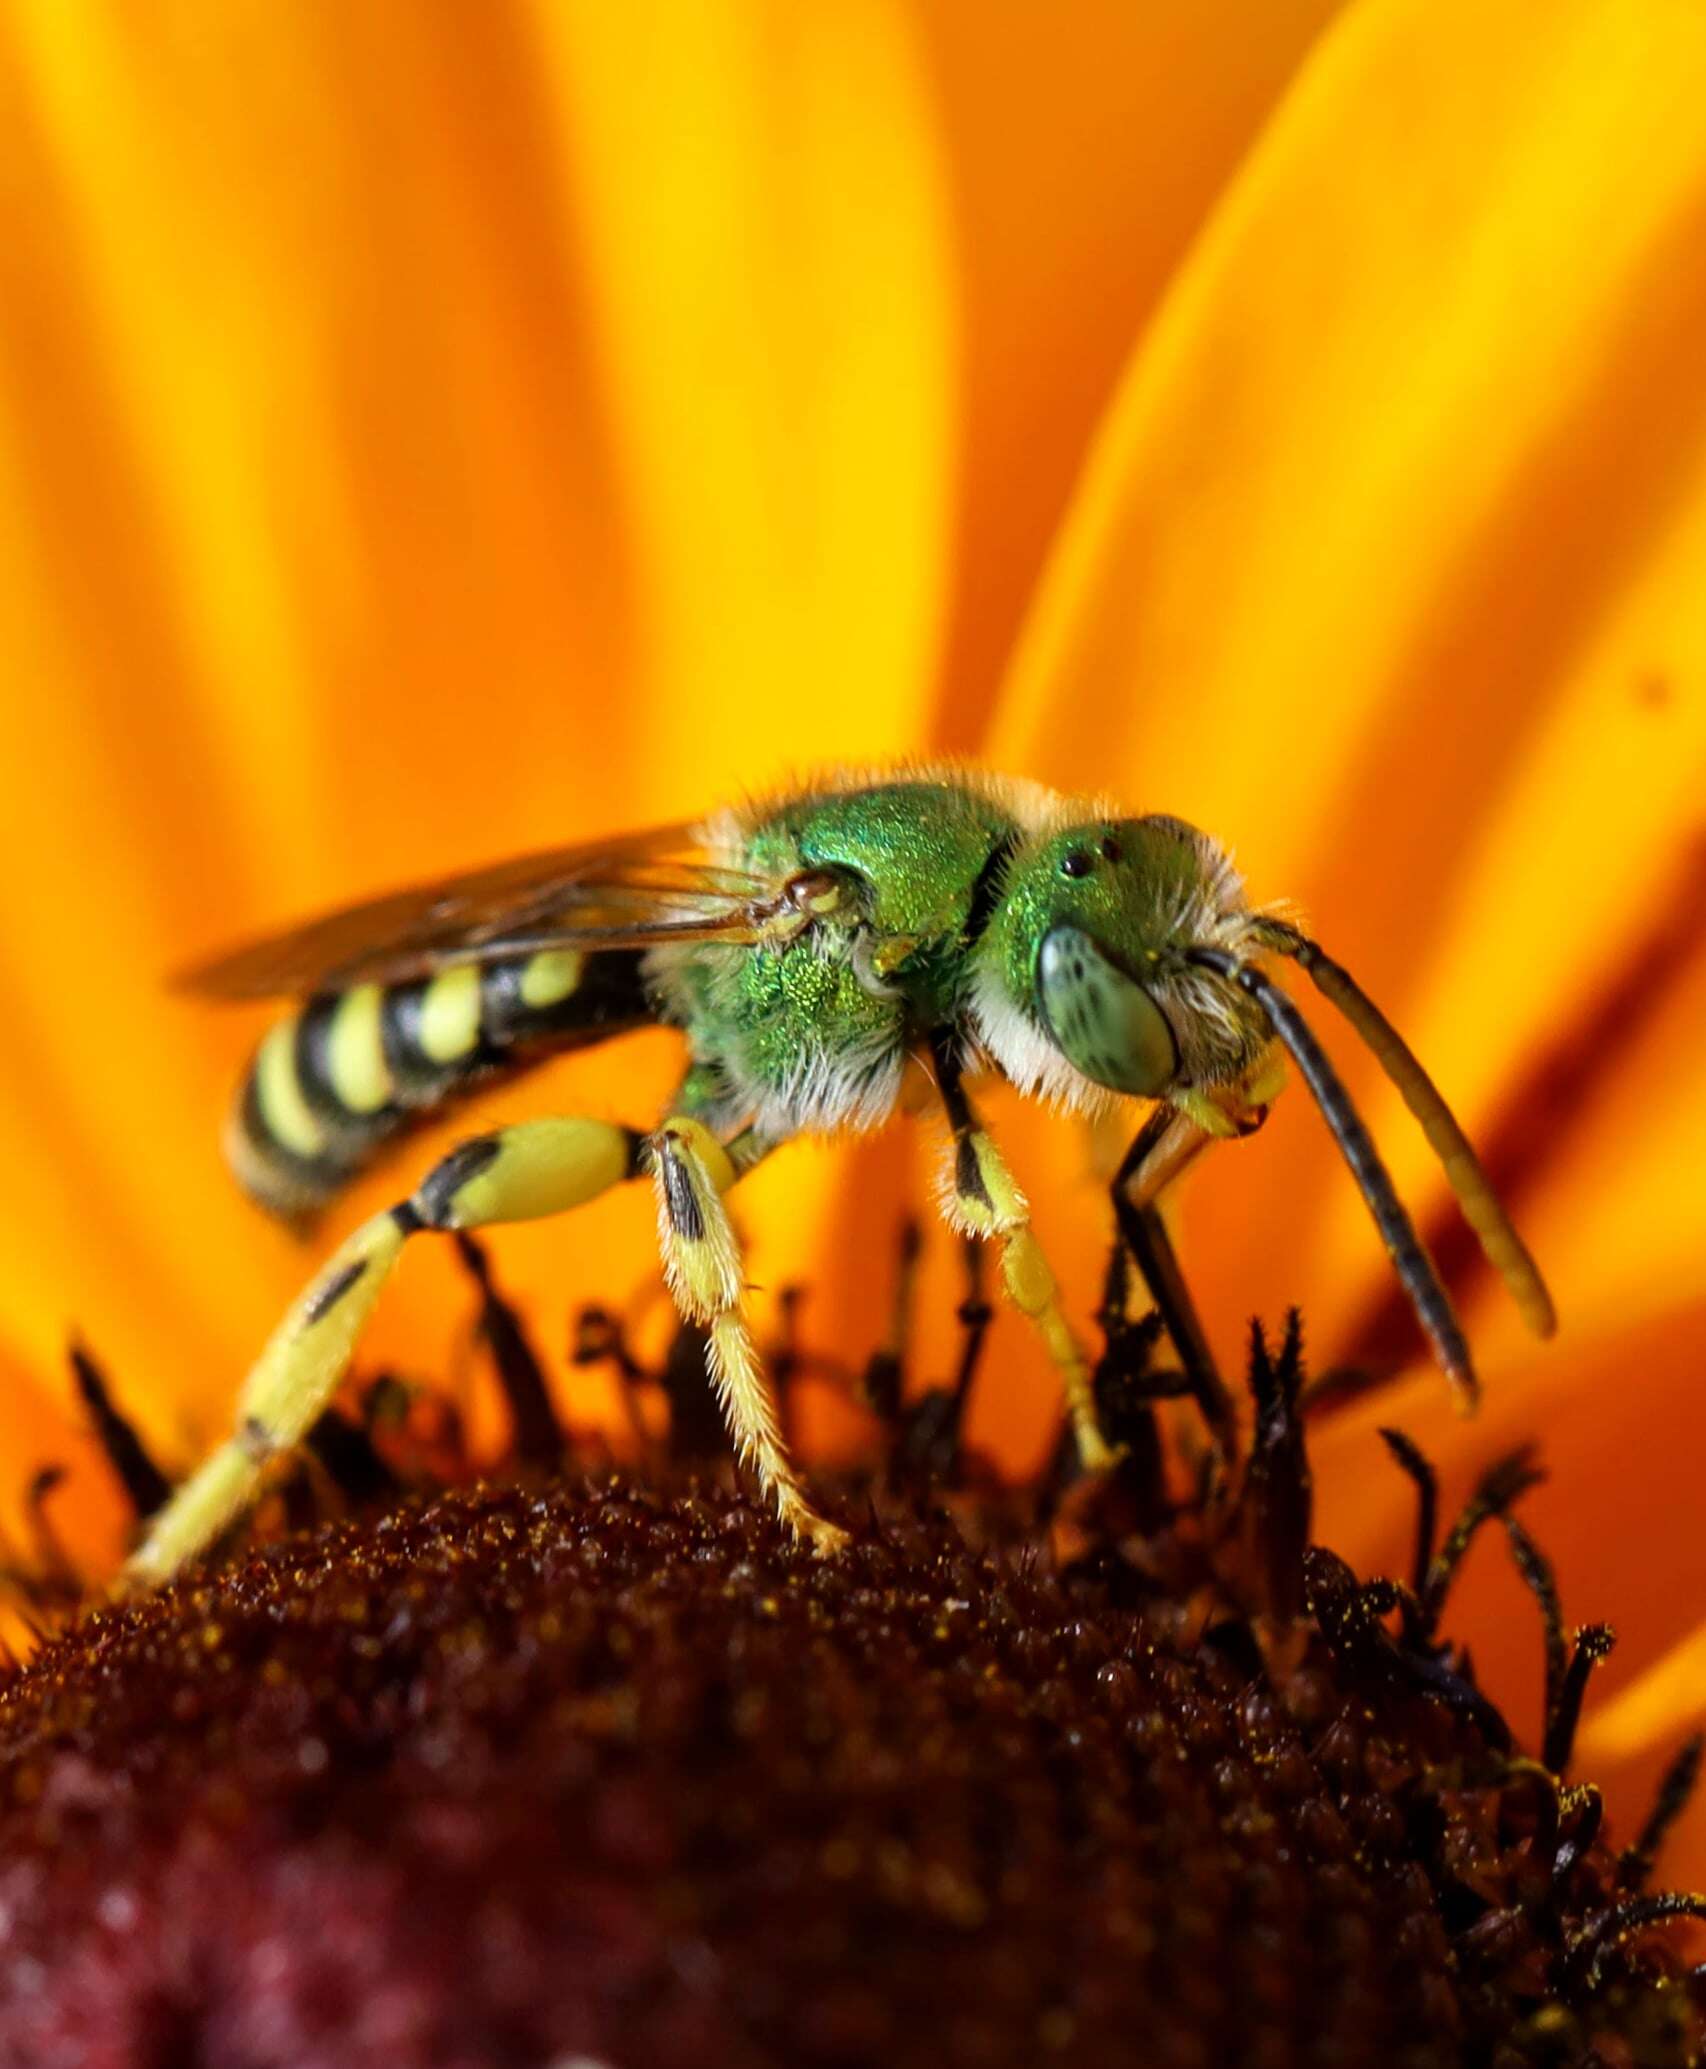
top-left (1, 1244), bottom-right (1700, 2068)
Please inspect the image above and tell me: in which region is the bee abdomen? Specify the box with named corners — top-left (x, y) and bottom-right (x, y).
top-left (228, 949), bottom-right (652, 1219)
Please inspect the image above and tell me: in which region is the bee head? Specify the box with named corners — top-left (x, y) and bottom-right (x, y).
top-left (971, 814), bottom-right (1265, 1106)
top-left (970, 806), bottom-right (1557, 1408)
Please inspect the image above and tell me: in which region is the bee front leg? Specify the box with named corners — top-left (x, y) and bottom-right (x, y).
top-left (927, 1038), bottom-right (1111, 1473)
top-left (1111, 1106), bottom-right (1231, 1453)
top-left (1112, 1060), bottom-right (1286, 1461)
top-left (120, 1116), bottom-right (646, 1591)
top-left (647, 1118), bottom-right (848, 1555)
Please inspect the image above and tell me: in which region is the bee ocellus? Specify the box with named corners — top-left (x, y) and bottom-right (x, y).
top-left (125, 765), bottom-right (1557, 1589)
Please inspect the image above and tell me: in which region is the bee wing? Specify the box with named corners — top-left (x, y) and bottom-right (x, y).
top-left (175, 822), bottom-right (789, 999)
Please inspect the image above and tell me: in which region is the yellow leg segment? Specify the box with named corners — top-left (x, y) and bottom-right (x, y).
top-left (649, 1116), bottom-right (847, 1554)
top-left (1120, 1106), bottom-right (1214, 1209)
top-left (940, 1116), bottom-right (1113, 1472)
top-left (1131, 1048), bottom-right (1289, 1209)
top-left (120, 1115), bottom-right (641, 1590)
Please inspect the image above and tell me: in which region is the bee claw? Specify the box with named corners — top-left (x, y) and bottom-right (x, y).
top-left (1076, 1429), bottom-right (1123, 1475)
top-left (795, 1512), bottom-right (851, 1558)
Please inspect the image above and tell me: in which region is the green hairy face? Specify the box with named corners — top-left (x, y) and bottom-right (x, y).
top-left (985, 817), bottom-right (1214, 1095)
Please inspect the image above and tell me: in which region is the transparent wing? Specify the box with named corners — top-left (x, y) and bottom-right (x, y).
top-left (175, 821), bottom-right (789, 999)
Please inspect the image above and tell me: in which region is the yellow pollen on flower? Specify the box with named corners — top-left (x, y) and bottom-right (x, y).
top-left (1578, 1624), bottom-right (1706, 1767)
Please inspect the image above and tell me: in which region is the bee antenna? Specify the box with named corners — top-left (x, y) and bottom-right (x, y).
top-left (1184, 946), bottom-right (1479, 1410)
top-left (1250, 919), bottom-right (1555, 1341)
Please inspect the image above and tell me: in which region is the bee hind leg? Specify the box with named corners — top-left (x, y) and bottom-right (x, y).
top-left (647, 1116), bottom-right (848, 1556)
top-left (118, 1115), bottom-right (646, 1592)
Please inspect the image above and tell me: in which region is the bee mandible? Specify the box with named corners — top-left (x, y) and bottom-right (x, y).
top-left (124, 766), bottom-right (1555, 1584)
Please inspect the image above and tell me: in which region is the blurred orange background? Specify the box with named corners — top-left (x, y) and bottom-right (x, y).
top-left (3, 1), bottom-right (1706, 1874)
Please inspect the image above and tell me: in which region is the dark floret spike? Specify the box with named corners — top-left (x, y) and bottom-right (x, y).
top-left (306, 1407), bottom-right (401, 1507)
top-left (1623, 1734), bottom-right (1705, 1892)
top-left (946, 1236), bottom-right (992, 1409)
top-left (1377, 1426), bottom-right (1438, 1599)
top-left (570, 1304), bottom-right (637, 1378)
top-left (1356, 1575), bottom-right (1406, 1618)
top-left (1238, 1311), bottom-right (1312, 1621)
top-left (1488, 1524), bottom-right (1615, 1794)
top-left (569, 1303), bottom-right (652, 1456)
top-left (1044, 1243), bottom-right (1198, 1527)
top-left (1544, 1623), bottom-right (1616, 1778)
top-left (1247, 1307), bottom-right (1307, 1413)
top-left (895, 1241), bottom-right (990, 1485)
top-left (1304, 1548), bottom-right (1397, 1669)
top-left (860, 1218), bottom-right (921, 1424)
top-left (1498, 1755), bottom-right (1563, 1865)
top-left (1103, 1364), bottom-right (1173, 1520)
top-left (1096, 1229), bottom-right (1131, 1335)
top-left (24, 1467), bottom-right (78, 1595)
top-left (659, 1319), bottom-right (724, 1460)
top-left (1304, 1546), bottom-right (1512, 1751)
top-left (771, 1284), bottom-right (808, 1401)
top-left (278, 1458), bottom-right (322, 1535)
top-left (1420, 1445), bottom-right (1546, 1633)
top-left (453, 1232), bottom-right (563, 1467)
top-left (67, 1339), bottom-right (172, 1521)
top-left (859, 1347), bottom-right (904, 1425)
top-left (1551, 1784), bottom-right (1604, 1893)
top-left (1503, 1515), bottom-right (1567, 1741)
top-left (355, 1370), bottom-right (469, 1487)
top-left (1057, 1238), bottom-right (1171, 1525)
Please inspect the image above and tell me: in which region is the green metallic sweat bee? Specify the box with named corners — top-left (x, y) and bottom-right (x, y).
top-left (125, 765), bottom-right (1556, 1584)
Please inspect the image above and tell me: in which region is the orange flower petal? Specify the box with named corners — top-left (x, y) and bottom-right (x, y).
top-left (979, 0), bottom-right (1706, 1416)
top-left (0, 5), bottom-right (958, 1445)
top-left (916, 0), bottom-right (1346, 748)
top-left (0, 0), bottom-right (1349, 1466)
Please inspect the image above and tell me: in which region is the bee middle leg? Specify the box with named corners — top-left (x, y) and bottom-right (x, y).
top-left (927, 1037), bottom-right (1112, 1472)
top-left (121, 1114), bottom-right (647, 1591)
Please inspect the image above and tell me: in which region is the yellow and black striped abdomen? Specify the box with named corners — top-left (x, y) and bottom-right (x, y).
top-left (228, 948), bottom-right (654, 1218)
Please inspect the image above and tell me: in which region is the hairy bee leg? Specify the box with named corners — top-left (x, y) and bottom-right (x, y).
top-left (120, 1116), bottom-right (644, 1591)
top-left (926, 1040), bottom-right (1110, 1471)
top-left (948, 1124), bottom-right (1110, 1470)
top-left (648, 1117), bottom-right (848, 1555)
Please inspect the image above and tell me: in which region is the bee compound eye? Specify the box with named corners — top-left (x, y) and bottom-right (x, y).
top-left (1036, 926), bottom-right (1179, 1097)
top-left (1059, 849), bottom-right (1094, 880)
